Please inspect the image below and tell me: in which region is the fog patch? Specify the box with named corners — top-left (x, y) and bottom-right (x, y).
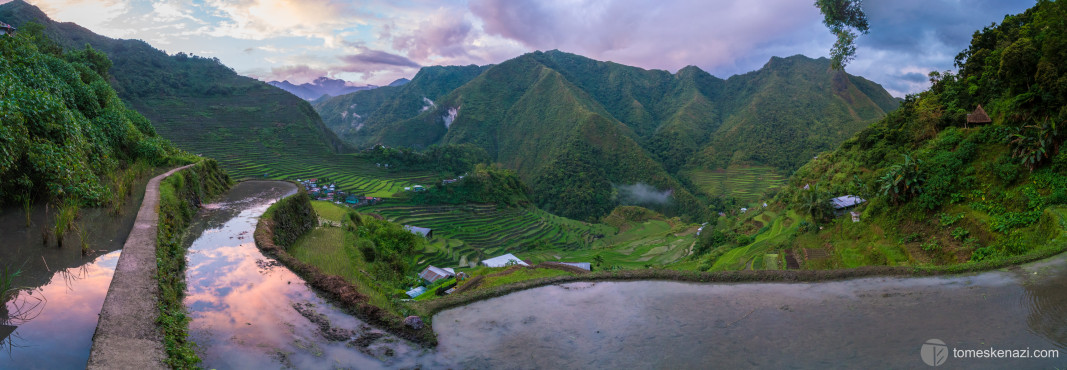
top-left (443, 106), bottom-right (459, 128)
top-left (420, 97), bottom-right (436, 112)
top-left (616, 183), bottom-right (673, 205)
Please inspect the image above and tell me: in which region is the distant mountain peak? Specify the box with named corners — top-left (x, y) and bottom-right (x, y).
top-left (267, 76), bottom-right (377, 100)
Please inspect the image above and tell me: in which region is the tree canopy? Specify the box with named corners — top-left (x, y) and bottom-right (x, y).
top-left (814, 0), bottom-right (870, 70)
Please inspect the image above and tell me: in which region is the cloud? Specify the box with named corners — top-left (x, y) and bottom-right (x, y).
top-left (842, 0), bottom-right (1033, 96)
top-left (256, 64), bottom-right (330, 83)
top-left (468, 0), bottom-right (822, 75)
top-left (390, 7), bottom-right (475, 62)
top-left (616, 183), bottom-right (673, 206)
top-left (339, 47), bottom-right (421, 69)
top-left (202, 0), bottom-right (366, 45)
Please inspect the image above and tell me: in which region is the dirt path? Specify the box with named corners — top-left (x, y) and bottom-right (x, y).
top-left (87, 164), bottom-right (193, 369)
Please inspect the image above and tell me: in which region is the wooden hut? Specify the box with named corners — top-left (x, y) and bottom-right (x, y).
top-left (966, 105), bottom-right (992, 127)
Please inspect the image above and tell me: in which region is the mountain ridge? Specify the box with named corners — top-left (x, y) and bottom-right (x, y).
top-left (312, 50), bottom-right (898, 220)
top-left (267, 76), bottom-right (377, 100)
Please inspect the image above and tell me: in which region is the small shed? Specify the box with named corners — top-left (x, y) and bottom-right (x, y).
top-left (405, 286), bottom-right (426, 298)
top-left (850, 211), bottom-right (861, 223)
top-left (481, 253), bottom-right (529, 268)
top-left (404, 225), bottom-right (433, 238)
top-left (418, 265), bottom-right (455, 283)
top-left (966, 105), bottom-right (992, 127)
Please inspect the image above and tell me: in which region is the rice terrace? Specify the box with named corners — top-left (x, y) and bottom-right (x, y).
top-left (1, 0), bottom-right (1065, 368)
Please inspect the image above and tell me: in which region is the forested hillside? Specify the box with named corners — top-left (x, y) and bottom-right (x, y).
top-left (314, 65), bottom-right (489, 143)
top-left (0, 28), bottom-right (192, 206)
top-left (700, 0), bottom-right (1067, 270)
top-left (315, 50), bottom-right (897, 221)
top-left (0, 0), bottom-right (354, 181)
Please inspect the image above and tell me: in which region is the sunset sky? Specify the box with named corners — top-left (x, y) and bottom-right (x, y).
top-left (4, 0), bottom-right (1034, 96)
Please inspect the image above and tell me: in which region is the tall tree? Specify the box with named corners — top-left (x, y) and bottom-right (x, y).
top-left (814, 0), bottom-right (870, 70)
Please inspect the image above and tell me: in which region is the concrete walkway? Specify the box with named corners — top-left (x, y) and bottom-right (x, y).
top-left (87, 164), bottom-right (193, 370)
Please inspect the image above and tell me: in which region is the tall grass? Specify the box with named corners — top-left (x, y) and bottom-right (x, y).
top-left (109, 159), bottom-right (152, 215)
top-left (0, 264), bottom-right (22, 304)
top-left (21, 195), bottom-right (32, 228)
top-left (80, 227), bottom-right (91, 255)
top-left (53, 200), bottom-right (80, 248)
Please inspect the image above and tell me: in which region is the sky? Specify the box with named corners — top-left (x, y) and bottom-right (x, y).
top-left (3, 0), bottom-right (1036, 97)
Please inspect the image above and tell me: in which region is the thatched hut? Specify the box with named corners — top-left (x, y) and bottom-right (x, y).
top-left (966, 105), bottom-right (992, 127)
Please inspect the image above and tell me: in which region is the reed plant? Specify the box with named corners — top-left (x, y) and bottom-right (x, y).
top-left (54, 200), bottom-right (80, 248)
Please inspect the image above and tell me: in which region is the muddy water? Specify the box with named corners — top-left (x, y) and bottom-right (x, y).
top-left (0, 172), bottom-right (155, 369)
top-left (433, 256), bottom-right (1067, 369)
top-left (184, 181), bottom-right (438, 369)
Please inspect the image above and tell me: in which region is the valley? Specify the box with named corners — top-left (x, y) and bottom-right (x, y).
top-left (1, 0), bottom-right (1065, 368)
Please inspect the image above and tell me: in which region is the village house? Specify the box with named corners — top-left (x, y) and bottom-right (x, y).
top-left (0, 21), bottom-right (15, 36)
top-left (831, 195), bottom-right (866, 216)
top-left (417, 265), bottom-right (455, 283)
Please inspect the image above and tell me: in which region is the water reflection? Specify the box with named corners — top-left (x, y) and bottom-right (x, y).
top-left (0, 173), bottom-right (151, 369)
top-left (434, 259), bottom-right (1067, 369)
top-left (1022, 257), bottom-right (1067, 349)
top-left (184, 181), bottom-right (436, 369)
top-left (0, 251), bottom-right (120, 369)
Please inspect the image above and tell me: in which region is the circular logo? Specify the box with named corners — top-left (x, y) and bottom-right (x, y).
top-left (921, 339), bottom-right (948, 366)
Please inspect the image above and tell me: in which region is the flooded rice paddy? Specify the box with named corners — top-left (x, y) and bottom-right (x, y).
top-left (2, 178), bottom-right (1064, 369)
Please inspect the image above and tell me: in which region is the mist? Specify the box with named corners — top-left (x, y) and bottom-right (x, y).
top-left (616, 183), bottom-right (673, 205)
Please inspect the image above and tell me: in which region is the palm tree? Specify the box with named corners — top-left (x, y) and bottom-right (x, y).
top-left (798, 184), bottom-right (832, 227)
top-left (592, 254), bottom-right (605, 267)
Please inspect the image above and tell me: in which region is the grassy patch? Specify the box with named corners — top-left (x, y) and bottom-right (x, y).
top-left (311, 201), bottom-right (348, 222)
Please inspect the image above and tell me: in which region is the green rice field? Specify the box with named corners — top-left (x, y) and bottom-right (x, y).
top-left (138, 94), bottom-right (436, 198)
top-left (359, 203), bottom-right (615, 269)
top-left (684, 166), bottom-right (787, 205)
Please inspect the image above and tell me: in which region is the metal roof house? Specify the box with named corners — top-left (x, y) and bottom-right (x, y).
top-left (418, 265), bottom-right (455, 283)
top-left (403, 225), bottom-right (433, 238)
top-left (0, 22), bottom-right (15, 36)
top-left (830, 195), bottom-right (866, 209)
top-left (481, 253), bottom-right (529, 268)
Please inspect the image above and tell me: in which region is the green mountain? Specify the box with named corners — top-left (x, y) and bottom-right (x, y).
top-left (0, 26), bottom-right (190, 206)
top-left (0, 1), bottom-right (395, 177)
top-left (316, 50), bottom-right (897, 221)
top-left (703, 0), bottom-right (1067, 271)
top-left (314, 65), bottom-right (490, 144)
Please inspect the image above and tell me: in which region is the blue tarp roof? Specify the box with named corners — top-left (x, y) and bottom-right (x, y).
top-left (830, 195), bottom-right (866, 209)
top-left (406, 286), bottom-right (426, 298)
